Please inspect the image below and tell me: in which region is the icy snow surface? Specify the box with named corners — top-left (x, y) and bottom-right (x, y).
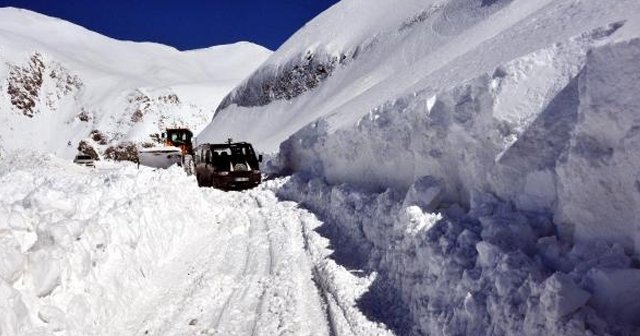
top-left (199, 0), bottom-right (640, 334)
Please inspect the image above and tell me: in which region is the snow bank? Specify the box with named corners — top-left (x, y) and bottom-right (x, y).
top-left (0, 152), bottom-right (220, 335)
top-left (271, 35), bottom-right (640, 333)
top-left (277, 175), bottom-right (639, 335)
top-left (277, 34), bottom-right (640, 253)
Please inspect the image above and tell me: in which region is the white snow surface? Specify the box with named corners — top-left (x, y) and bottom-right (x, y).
top-left (2, 1), bottom-right (640, 335)
top-left (0, 153), bottom-right (395, 336)
top-left (0, 7), bottom-right (271, 158)
top-left (198, 0), bottom-right (640, 334)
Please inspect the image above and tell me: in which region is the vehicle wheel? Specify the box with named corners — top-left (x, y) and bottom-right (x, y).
top-left (196, 174), bottom-right (206, 187)
top-left (204, 175), bottom-right (214, 188)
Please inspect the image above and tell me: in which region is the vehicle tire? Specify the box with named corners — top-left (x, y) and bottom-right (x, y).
top-left (196, 174), bottom-right (206, 187)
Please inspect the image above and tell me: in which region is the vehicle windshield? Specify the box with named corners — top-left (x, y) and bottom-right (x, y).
top-left (167, 130), bottom-right (192, 144)
top-left (76, 155), bottom-right (92, 160)
top-left (209, 143), bottom-right (258, 171)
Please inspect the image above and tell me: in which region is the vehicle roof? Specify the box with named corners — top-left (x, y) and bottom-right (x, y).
top-left (198, 142), bottom-right (254, 149)
top-left (166, 128), bottom-right (193, 135)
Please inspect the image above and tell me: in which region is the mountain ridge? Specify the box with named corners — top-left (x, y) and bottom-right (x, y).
top-left (0, 7), bottom-right (271, 158)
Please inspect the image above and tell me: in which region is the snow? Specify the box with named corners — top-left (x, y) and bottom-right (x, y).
top-left (0, 153), bottom-right (395, 335)
top-left (0, 7), bottom-right (271, 159)
top-left (555, 37), bottom-right (640, 253)
top-left (197, 0), bottom-right (640, 334)
top-left (2, 0), bottom-right (640, 335)
top-left (275, 174), bottom-right (640, 334)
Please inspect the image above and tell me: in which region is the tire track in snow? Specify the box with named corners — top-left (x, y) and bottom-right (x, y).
top-left (106, 182), bottom-right (390, 336)
top-left (210, 204), bottom-right (272, 336)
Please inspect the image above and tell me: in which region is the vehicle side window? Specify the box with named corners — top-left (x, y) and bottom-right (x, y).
top-left (205, 150), bottom-right (212, 163)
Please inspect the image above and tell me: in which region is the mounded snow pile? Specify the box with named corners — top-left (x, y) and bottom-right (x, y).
top-left (0, 8), bottom-right (271, 159)
top-left (201, 0), bottom-right (640, 334)
top-left (0, 152), bottom-right (224, 335)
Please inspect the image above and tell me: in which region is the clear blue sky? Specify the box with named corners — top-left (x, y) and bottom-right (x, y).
top-left (0, 0), bottom-right (340, 51)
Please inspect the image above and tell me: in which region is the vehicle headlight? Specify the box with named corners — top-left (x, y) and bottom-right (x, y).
top-left (252, 170), bottom-right (261, 174)
top-left (217, 171), bottom-right (229, 176)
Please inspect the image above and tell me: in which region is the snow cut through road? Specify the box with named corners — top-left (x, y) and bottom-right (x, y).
top-left (110, 188), bottom-right (332, 336)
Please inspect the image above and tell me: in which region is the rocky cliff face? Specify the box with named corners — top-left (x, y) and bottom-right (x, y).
top-left (5, 52), bottom-right (82, 118)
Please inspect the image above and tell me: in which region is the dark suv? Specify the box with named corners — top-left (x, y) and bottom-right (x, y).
top-left (194, 142), bottom-right (262, 190)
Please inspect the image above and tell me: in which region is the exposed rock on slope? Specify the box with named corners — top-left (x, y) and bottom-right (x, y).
top-left (6, 52), bottom-right (82, 118)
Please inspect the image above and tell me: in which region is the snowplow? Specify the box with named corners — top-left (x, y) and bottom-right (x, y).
top-left (162, 128), bottom-right (194, 157)
top-left (194, 139), bottom-right (263, 190)
top-left (137, 128), bottom-right (194, 171)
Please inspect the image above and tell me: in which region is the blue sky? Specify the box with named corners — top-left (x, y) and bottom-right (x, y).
top-left (0, 0), bottom-right (340, 51)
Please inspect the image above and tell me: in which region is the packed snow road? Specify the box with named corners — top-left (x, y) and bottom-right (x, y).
top-left (109, 188), bottom-right (329, 336)
top-left (0, 154), bottom-right (390, 336)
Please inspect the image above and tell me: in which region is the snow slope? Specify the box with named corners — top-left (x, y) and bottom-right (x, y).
top-left (0, 7), bottom-right (271, 159)
top-left (199, 0), bottom-right (640, 334)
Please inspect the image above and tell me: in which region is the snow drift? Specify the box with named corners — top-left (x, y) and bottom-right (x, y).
top-left (0, 154), bottom-right (210, 334)
top-left (200, 0), bottom-right (640, 334)
top-left (0, 8), bottom-right (271, 159)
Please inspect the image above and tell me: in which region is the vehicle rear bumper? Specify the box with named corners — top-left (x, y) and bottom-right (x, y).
top-left (213, 174), bottom-right (261, 190)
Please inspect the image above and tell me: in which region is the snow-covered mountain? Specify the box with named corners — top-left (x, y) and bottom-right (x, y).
top-left (0, 7), bottom-right (271, 159)
top-left (199, 0), bottom-right (640, 334)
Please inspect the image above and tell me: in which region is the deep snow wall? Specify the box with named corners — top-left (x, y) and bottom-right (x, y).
top-left (273, 36), bottom-right (640, 335)
top-left (278, 174), bottom-right (640, 335)
top-left (555, 38), bottom-right (640, 254)
top-left (278, 33), bottom-right (640, 255)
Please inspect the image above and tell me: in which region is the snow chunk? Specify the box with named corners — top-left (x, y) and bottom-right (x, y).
top-left (540, 273), bottom-right (591, 320)
top-left (397, 206), bottom-right (442, 237)
top-left (587, 268), bottom-right (640, 326)
top-left (401, 175), bottom-right (444, 212)
top-left (0, 279), bottom-right (28, 335)
top-left (38, 305), bottom-right (67, 331)
top-left (28, 249), bottom-right (61, 297)
top-left (475, 241), bottom-right (501, 268)
top-left (0, 235), bottom-right (26, 284)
